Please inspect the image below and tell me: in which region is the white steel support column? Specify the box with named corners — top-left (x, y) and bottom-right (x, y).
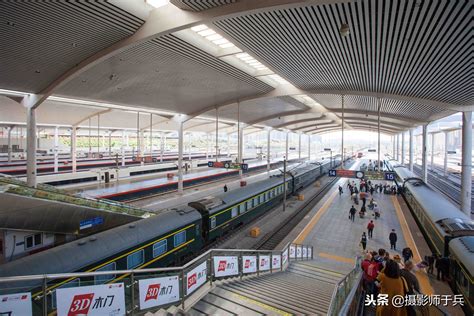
top-left (430, 133), bottom-right (435, 170)
top-left (178, 122), bottom-right (184, 193)
top-left (285, 132), bottom-right (289, 160)
top-left (188, 133), bottom-right (192, 161)
top-left (136, 112), bottom-right (140, 157)
top-left (53, 126), bottom-right (59, 173)
top-left (461, 111), bottom-right (472, 215)
top-left (149, 114), bottom-right (153, 156)
top-left (267, 129), bottom-right (271, 171)
top-left (160, 132), bottom-right (164, 163)
top-left (409, 129), bottom-right (414, 172)
top-left (7, 127), bottom-right (13, 162)
top-left (422, 125), bottom-right (428, 183)
top-left (205, 133), bottom-right (210, 160)
top-left (121, 130), bottom-right (126, 167)
top-left (71, 127), bottom-right (77, 173)
top-left (298, 133), bottom-right (302, 160)
top-left (238, 126), bottom-right (244, 179)
top-left (396, 134), bottom-right (400, 161)
top-left (308, 134), bottom-right (311, 161)
top-left (26, 107), bottom-right (37, 187)
top-left (215, 108), bottom-right (219, 162)
top-left (97, 114), bottom-right (100, 157)
top-left (443, 131), bottom-right (448, 177)
top-left (341, 95), bottom-right (345, 168)
top-left (392, 135), bottom-right (397, 160)
top-left (377, 99), bottom-right (381, 170)
top-left (108, 131), bottom-right (112, 157)
top-left (401, 132), bottom-right (405, 165)
top-left (237, 102), bottom-right (243, 178)
top-left (226, 133), bottom-right (230, 157)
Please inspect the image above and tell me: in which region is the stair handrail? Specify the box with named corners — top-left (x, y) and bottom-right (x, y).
top-left (327, 255), bottom-right (362, 315)
top-left (0, 242), bottom-right (314, 316)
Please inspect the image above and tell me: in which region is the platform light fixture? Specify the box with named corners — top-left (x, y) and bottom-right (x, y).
top-left (146, 0), bottom-right (169, 8)
top-left (235, 53), bottom-right (268, 71)
top-left (191, 24), bottom-right (236, 49)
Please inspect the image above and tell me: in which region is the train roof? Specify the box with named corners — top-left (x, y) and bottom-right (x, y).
top-left (0, 206), bottom-right (201, 279)
top-left (192, 162), bottom-right (322, 215)
top-left (391, 163), bottom-right (472, 228)
top-left (449, 236), bottom-right (474, 277)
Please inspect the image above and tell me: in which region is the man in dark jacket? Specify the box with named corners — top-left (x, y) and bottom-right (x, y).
top-left (389, 229), bottom-right (397, 250)
top-left (402, 247), bottom-right (414, 263)
top-left (400, 261), bottom-right (420, 293)
top-left (349, 205), bottom-right (356, 222)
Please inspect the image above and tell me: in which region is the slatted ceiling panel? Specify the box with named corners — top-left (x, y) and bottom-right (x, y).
top-left (0, 1), bottom-right (143, 93)
top-left (153, 35), bottom-right (272, 93)
top-left (170, 0), bottom-right (238, 11)
top-left (215, 0), bottom-right (473, 107)
top-left (57, 39), bottom-right (268, 114)
top-left (380, 99), bottom-right (450, 122)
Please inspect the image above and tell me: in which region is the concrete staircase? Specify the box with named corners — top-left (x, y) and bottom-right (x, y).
top-left (147, 261), bottom-right (345, 316)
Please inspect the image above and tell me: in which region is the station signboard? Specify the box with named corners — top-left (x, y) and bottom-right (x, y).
top-left (328, 169), bottom-right (364, 179)
top-left (79, 217), bottom-right (104, 230)
top-left (213, 256), bottom-right (239, 277)
top-left (186, 261), bottom-right (207, 295)
top-left (259, 255), bottom-right (271, 271)
top-left (384, 172), bottom-right (396, 181)
top-left (56, 283), bottom-right (125, 316)
top-left (0, 292), bottom-right (32, 316)
top-left (207, 161), bottom-right (248, 170)
top-left (138, 276), bottom-right (180, 310)
top-left (272, 255), bottom-right (282, 270)
top-left (242, 256), bottom-right (257, 274)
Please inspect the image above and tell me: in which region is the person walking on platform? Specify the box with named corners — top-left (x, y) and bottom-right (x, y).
top-left (360, 232), bottom-right (368, 251)
top-left (402, 247), bottom-right (414, 263)
top-left (349, 205), bottom-right (356, 222)
top-left (367, 220), bottom-right (375, 238)
top-left (389, 229), bottom-right (398, 250)
top-left (338, 185), bottom-right (343, 196)
top-left (223, 184), bottom-right (228, 192)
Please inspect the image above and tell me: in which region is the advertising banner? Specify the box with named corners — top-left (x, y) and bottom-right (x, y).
top-left (272, 255), bottom-right (281, 270)
top-left (213, 256), bottom-right (239, 278)
top-left (282, 249), bottom-right (289, 265)
top-left (303, 246), bottom-right (307, 258)
top-left (138, 276), bottom-right (180, 310)
top-left (242, 256), bottom-right (257, 274)
top-left (289, 245), bottom-right (296, 258)
top-left (186, 261), bottom-right (207, 296)
top-left (296, 245), bottom-right (302, 258)
top-left (0, 292), bottom-right (32, 316)
top-left (56, 283), bottom-right (125, 316)
top-left (307, 247), bottom-right (312, 259)
top-left (259, 255), bottom-right (270, 271)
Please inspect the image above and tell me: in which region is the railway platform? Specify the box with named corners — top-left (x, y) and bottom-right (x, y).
top-left (71, 158), bottom-right (305, 201)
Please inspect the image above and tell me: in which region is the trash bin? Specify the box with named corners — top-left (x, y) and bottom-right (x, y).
top-left (240, 181), bottom-right (247, 187)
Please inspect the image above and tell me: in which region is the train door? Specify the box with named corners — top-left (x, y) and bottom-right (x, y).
top-left (104, 171), bottom-right (110, 183)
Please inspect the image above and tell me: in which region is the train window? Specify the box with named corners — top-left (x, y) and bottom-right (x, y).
top-left (25, 233), bottom-right (42, 249)
top-left (253, 197), bottom-right (258, 206)
top-left (127, 250), bottom-right (144, 269)
top-left (231, 207), bottom-right (238, 218)
top-left (210, 217), bottom-right (216, 229)
top-left (174, 231), bottom-right (186, 247)
top-left (153, 240), bottom-right (167, 258)
top-left (95, 262), bottom-right (116, 284)
top-left (246, 200), bottom-right (252, 210)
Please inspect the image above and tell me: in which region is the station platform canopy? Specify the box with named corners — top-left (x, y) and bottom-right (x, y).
top-left (0, 0), bottom-right (472, 136)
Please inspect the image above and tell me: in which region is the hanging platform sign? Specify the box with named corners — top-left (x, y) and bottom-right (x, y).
top-left (208, 161), bottom-right (248, 170)
top-left (328, 169), bottom-right (364, 179)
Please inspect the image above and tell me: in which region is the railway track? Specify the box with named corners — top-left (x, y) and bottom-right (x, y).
top-left (412, 165), bottom-right (474, 212)
top-left (254, 161), bottom-right (355, 250)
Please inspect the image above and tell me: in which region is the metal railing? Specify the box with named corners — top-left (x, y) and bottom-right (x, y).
top-left (0, 242), bottom-right (313, 316)
top-left (327, 255), bottom-right (362, 316)
top-left (0, 176), bottom-right (153, 218)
